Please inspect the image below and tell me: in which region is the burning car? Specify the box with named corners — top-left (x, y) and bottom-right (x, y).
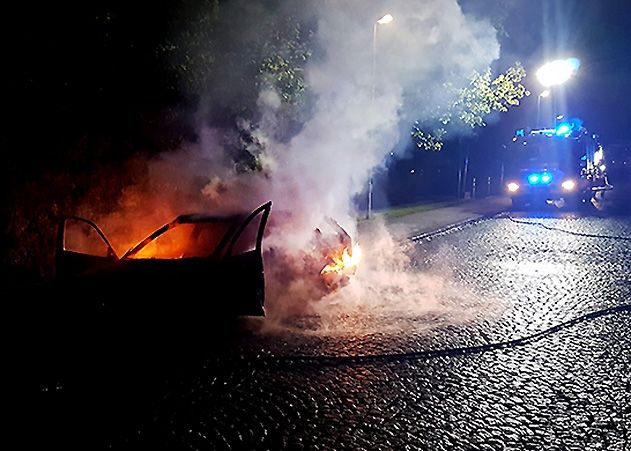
top-left (309, 217), bottom-right (362, 292)
top-left (261, 207), bottom-right (362, 301)
top-left (56, 202), bottom-right (272, 318)
top-left (55, 201), bottom-right (360, 319)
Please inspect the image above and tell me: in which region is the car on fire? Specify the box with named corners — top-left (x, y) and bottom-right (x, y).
top-left (264, 214), bottom-right (361, 303)
top-left (55, 201), bottom-right (359, 319)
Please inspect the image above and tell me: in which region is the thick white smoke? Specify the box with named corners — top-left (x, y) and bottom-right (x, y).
top-left (85, 0), bottom-right (504, 324)
top-left (257, 0), bottom-right (502, 321)
top-left (265, 0), bottom-right (499, 226)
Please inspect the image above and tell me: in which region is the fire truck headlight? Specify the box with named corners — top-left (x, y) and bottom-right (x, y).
top-left (561, 180), bottom-right (576, 191)
top-left (507, 182), bottom-right (520, 193)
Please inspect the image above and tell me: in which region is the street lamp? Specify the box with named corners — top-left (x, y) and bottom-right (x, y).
top-left (371, 13), bottom-right (394, 100)
top-left (535, 58), bottom-right (580, 87)
top-left (377, 13), bottom-right (394, 24)
top-left (367, 13), bottom-right (394, 219)
top-left (535, 58), bottom-right (579, 128)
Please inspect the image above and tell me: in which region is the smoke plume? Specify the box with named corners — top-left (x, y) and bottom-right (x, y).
top-left (81, 0), bottom-right (503, 323)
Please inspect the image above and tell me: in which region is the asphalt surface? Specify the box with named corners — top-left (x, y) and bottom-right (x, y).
top-left (22, 201), bottom-right (631, 450)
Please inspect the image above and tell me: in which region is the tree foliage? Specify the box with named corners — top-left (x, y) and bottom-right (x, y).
top-left (158, 2), bottom-right (312, 171)
top-left (159, 2), bottom-right (310, 113)
top-left (412, 62), bottom-right (529, 151)
top-left (160, 2), bottom-right (527, 157)
top-left (259, 18), bottom-right (312, 107)
top-left (159, 0), bottom-right (220, 96)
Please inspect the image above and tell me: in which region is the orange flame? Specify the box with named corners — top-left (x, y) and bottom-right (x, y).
top-left (128, 222), bottom-right (231, 260)
top-left (129, 225), bottom-right (190, 259)
top-left (321, 244), bottom-right (362, 276)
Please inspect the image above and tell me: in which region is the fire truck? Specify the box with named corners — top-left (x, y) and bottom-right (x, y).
top-left (505, 119), bottom-right (613, 209)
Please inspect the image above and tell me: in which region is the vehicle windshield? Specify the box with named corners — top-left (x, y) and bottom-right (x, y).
top-left (509, 136), bottom-right (585, 173)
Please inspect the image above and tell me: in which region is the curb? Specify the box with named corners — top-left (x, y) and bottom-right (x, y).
top-left (408, 211), bottom-right (508, 242)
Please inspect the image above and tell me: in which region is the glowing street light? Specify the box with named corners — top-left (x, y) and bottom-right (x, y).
top-left (535, 58), bottom-right (580, 87)
top-left (377, 13), bottom-right (394, 24)
top-left (367, 13), bottom-right (394, 219)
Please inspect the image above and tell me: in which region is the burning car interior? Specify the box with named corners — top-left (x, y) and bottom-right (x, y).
top-left (56, 201), bottom-right (272, 321)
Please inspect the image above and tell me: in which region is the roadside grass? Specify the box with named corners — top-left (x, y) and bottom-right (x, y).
top-left (357, 199), bottom-right (462, 222)
top-left (383, 201), bottom-right (459, 219)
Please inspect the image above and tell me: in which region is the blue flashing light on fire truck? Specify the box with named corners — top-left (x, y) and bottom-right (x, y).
top-left (505, 119), bottom-right (613, 209)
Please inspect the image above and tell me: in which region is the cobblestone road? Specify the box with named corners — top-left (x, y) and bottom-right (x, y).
top-left (31, 212), bottom-right (631, 450)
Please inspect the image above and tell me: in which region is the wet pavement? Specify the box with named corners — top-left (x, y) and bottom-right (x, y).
top-left (24, 209), bottom-right (631, 450)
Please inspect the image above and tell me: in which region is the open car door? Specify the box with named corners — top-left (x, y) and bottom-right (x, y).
top-left (55, 201), bottom-right (272, 318)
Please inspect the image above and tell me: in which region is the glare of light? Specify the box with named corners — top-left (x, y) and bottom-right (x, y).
top-left (539, 89), bottom-right (550, 98)
top-left (541, 173), bottom-right (552, 183)
top-left (377, 14), bottom-right (394, 24)
top-left (351, 244), bottom-right (362, 265)
top-left (321, 244), bottom-right (362, 275)
top-left (504, 260), bottom-right (574, 277)
top-left (410, 169), bottom-right (415, 174)
top-left (594, 148), bottom-right (604, 165)
top-left (507, 182), bottom-right (520, 192)
top-left (528, 174), bottom-right (540, 184)
top-left (600, 164), bottom-right (607, 171)
top-left (555, 123), bottom-right (572, 137)
top-left (561, 179), bottom-right (576, 191)
top-left (536, 58), bottom-right (580, 87)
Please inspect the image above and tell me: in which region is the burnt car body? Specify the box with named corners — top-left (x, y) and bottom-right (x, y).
top-left (55, 201), bottom-right (272, 320)
top-left (263, 213), bottom-right (360, 303)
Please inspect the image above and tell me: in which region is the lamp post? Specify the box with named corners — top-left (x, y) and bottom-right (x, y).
top-left (371, 13), bottom-right (393, 101)
top-left (536, 89), bottom-right (550, 128)
top-left (367, 13), bottom-right (393, 219)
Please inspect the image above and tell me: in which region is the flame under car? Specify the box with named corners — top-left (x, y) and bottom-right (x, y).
top-left (56, 202), bottom-right (272, 319)
top-left (264, 215), bottom-right (361, 303)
